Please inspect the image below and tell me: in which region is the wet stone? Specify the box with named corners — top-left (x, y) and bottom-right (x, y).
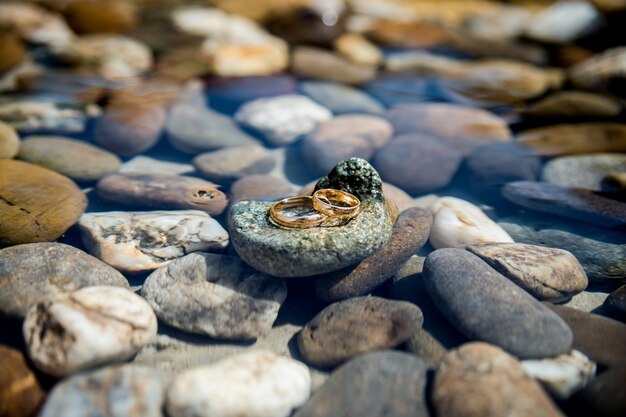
top-left (423, 248), bottom-right (573, 359)
top-left (228, 158), bottom-right (393, 277)
top-left (39, 365), bottom-right (164, 417)
top-left (192, 145), bottom-right (276, 183)
top-left (229, 174), bottom-right (298, 206)
top-left (467, 243), bottom-right (588, 302)
top-left (299, 81), bottom-right (384, 115)
top-left (78, 210), bottom-right (229, 273)
top-left (525, 91), bottom-right (621, 118)
top-left (204, 75), bottom-right (296, 114)
top-left (434, 343), bottom-right (565, 417)
top-left (314, 207), bottom-right (432, 301)
top-left (0, 160), bottom-right (87, 247)
top-left (0, 242), bottom-right (129, 320)
top-left (517, 123), bottom-right (626, 156)
top-left (542, 154), bottom-right (626, 191)
top-left (0, 345), bottom-right (46, 417)
top-left (293, 351), bottom-right (429, 417)
top-left (23, 286), bottom-right (157, 377)
top-left (297, 296), bottom-right (423, 368)
top-left (96, 173), bottom-right (228, 216)
top-left (604, 284), bottom-right (626, 321)
top-left (567, 367), bottom-right (626, 417)
top-left (0, 120), bottom-right (19, 159)
top-left (291, 46), bottom-right (377, 85)
top-left (142, 253), bottom-right (287, 341)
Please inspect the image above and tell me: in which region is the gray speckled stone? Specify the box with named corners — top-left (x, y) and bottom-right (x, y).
top-left (228, 158), bottom-right (393, 277)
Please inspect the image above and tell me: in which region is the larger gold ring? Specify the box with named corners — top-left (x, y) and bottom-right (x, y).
top-left (269, 196), bottom-right (327, 228)
top-left (312, 189), bottom-right (361, 220)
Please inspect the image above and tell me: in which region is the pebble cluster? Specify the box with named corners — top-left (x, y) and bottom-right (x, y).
top-left (1, 1), bottom-right (626, 417)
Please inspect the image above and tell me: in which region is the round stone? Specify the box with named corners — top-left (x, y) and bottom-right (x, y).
top-left (291, 46), bottom-right (377, 85)
top-left (23, 286), bottom-right (157, 377)
top-left (193, 146), bottom-right (276, 182)
top-left (64, 0), bottom-right (137, 34)
top-left (297, 296), bottom-right (423, 368)
top-left (0, 242), bottom-right (129, 319)
top-left (18, 136), bottom-right (121, 182)
top-left (0, 120), bottom-right (19, 159)
top-left (542, 154), bottom-right (626, 191)
top-left (0, 160), bottom-right (87, 247)
top-left (517, 123), bottom-right (626, 156)
top-left (299, 81), bottom-right (384, 115)
top-left (0, 345), bottom-right (46, 417)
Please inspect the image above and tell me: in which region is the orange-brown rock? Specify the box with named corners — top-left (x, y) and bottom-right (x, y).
top-left (64, 0), bottom-right (137, 34)
top-left (0, 345), bottom-right (46, 417)
top-left (0, 31), bottom-right (26, 74)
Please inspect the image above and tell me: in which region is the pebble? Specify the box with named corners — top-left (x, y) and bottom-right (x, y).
top-left (119, 156), bottom-right (194, 176)
top-left (604, 284), bottom-right (626, 321)
top-left (204, 75), bottom-right (296, 114)
top-left (299, 81), bottom-right (384, 115)
top-left (0, 120), bottom-right (19, 159)
top-left (548, 305), bottom-right (626, 367)
top-left (96, 173), bottom-right (228, 216)
top-left (382, 182), bottom-right (417, 213)
top-left (524, 0), bottom-right (602, 44)
top-left (569, 46), bottom-right (626, 94)
top-left (166, 351), bottom-right (311, 417)
top-left (64, 0), bottom-right (137, 34)
top-left (167, 84), bottom-right (260, 153)
top-left (423, 248), bottom-right (573, 358)
top-left (521, 350), bottom-right (596, 400)
top-left (78, 210), bottom-right (229, 273)
top-left (542, 154), bottom-right (626, 191)
top-left (302, 114), bottom-right (392, 175)
top-left (228, 174), bottom-right (298, 206)
top-left (0, 100), bottom-right (91, 133)
top-left (499, 213), bottom-right (626, 282)
top-left (0, 31), bottom-right (26, 74)
top-left (0, 2), bottom-right (75, 47)
top-left (192, 145), bottom-right (276, 182)
top-left (142, 253), bottom-right (287, 340)
top-left (297, 296), bottom-right (423, 368)
top-left (229, 158), bottom-right (393, 277)
top-left (386, 103), bottom-right (512, 155)
top-left (291, 46), bottom-right (377, 85)
top-left (0, 160), bottom-right (87, 247)
top-left (502, 181), bottom-right (626, 228)
top-left (517, 123), bottom-right (626, 156)
top-left (209, 39), bottom-right (288, 77)
top-left (18, 136), bottom-right (120, 182)
top-left (0, 345), bottom-right (46, 417)
top-left (39, 365), bottom-right (164, 417)
top-left (0, 242), bottom-right (129, 319)
top-left (373, 133), bottom-right (463, 194)
top-left (525, 91), bottom-right (621, 118)
top-left (314, 207), bottom-right (432, 300)
top-left (467, 243), bottom-right (588, 302)
top-left (428, 197), bottom-right (514, 249)
top-left (434, 342), bottom-right (565, 417)
top-left (234, 94), bottom-right (332, 146)
top-left (568, 367), bottom-right (626, 417)
top-left (370, 20), bottom-right (446, 49)
top-left (293, 351), bottom-right (429, 417)
top-left (563, 290), bottom-right (609, 313)
top-left (333, 33), bottom-right (382, 67)
top-left (23, 286), bottom-right (157, 377)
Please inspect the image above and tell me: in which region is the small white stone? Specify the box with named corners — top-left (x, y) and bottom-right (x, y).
top-left (166, 351), bottom-right (311, 417)
top-left (234, 95), bottom-right (332, 145)
top-left (525, 0), bottom-right (603, 44)
top-left (522, 350), bottom-right (596, 399)
top-left (23, 286), bottom-right (157, 377)
top-left (78, 210), bottom-right (229, 273)
top-left (119, 156), bottom-right (195, 176)
top-left (428, 197), bottom-right (514, 249)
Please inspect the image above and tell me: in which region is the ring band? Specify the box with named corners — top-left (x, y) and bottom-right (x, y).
top-left (269, 196), bottom-right (327, 228)
top-left (312, 189), bottom-right (361, 220)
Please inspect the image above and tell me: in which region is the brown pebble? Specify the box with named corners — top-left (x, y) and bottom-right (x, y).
top-left (0, 345), bottom-right (46, 417)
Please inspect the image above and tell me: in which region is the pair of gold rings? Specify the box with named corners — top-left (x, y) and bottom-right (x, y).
top-left (269, 189), bottom-right (361, 228)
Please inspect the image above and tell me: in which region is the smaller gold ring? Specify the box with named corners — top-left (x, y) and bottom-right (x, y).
top-left (312, 189), bottom-right (361, 220)
top-left (269, 196), bottom-right (327, 228)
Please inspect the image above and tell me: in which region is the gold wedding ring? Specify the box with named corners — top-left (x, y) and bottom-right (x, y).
top-left (269, 196), bottom-right (326, 228)
top-left (312, 189), bottom-right (361, 219)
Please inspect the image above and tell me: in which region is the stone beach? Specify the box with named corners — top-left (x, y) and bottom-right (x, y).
top-left (1, 1), bottom-right (625, 416)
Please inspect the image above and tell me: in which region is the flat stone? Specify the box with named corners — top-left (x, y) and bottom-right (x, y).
top-left (517, 123), bottom-right (626, 156)
top-left (334, 33), bottom-right (382, 66)
top-left (467, 243), bottom-right (588, 302)
top-left (293, 351), bottom-right (429, 417)
top-left (0, 120), bottom-right (19, 159)
top-left (193, 145), bottom-right (276, 182)
top-left (570, 47), bottom-right (626, 95)
top-left (167, 81), bottom-right (260, 154)
top-left (78, 210), bottom-right (229, 273)
top-left (291, 46), bottom-right (377, 85)
top-left (568, 367), bottom-right (626, 417)
top-left (525, 91), bottom-right (621, 118)
top-left (96, 173), bottom-right (228, 216)
top-left (434, 342), bottom-right (565, 417)
top-left (314, 207), bottom-right (432, 300)
top-left (563, 290), bottom-right (610, 313)
top-left (0, 345), bottom-right (46, 417)
top-left (521, 350), bottom-right (596, 400)
top-left (373, 133), bottom-right (463, 194)
top-left (547, 305), bottom-right (626, 367)
top-left (499, 213), bottom-right (626, 282)
top-left (503, 181), bottom-right (626, 227)
top-left (142, 253), bottom-right (287, 341)
top-left (0, 242), bottom-right (129, 319)
top-left (18, 136), bottom-right (120, 182)
top-left (0, 160), bottom-right (87, 247)
top-left (525, 0), bottom-right (602, 43)
top-left (604, 284), bottom-right (626, 321)
top-left (228, 174), bottom-right (298, 206)
top-left (423, 249), bottom-right (573, 358)
top-left (229, 158), bottom-right (393, 277)
top-left (297, 296), bottom-right (423, 368)
top-left (207, 38), bottom-right (288, 77)
top-left (166, 351), bottom-right (310, 417)
top-left (39, 365), bottom-right (164, 417)
top-left (542, 154), bottom-right (626, 191)
top-left (302, 114), bottom-right (392, 175)
top-left (299, 81), bottom-right (384, 115)
top-left (119, 156), bottom-right (194, 176)
top-left (234, 94), bottom-right (332, 146)
top-left (23, 286), bottom-right (157, 377)
top-left (429, 197), bottom-right (514, 249)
